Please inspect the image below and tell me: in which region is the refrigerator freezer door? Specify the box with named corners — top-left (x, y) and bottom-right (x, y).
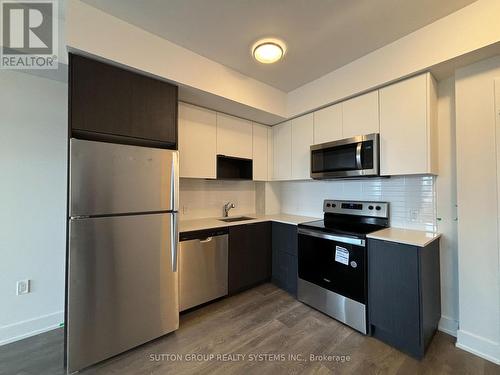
top-left (67, 213), bottom-right (179, 373)
top-left (70, 139), bottom-right (179, 216)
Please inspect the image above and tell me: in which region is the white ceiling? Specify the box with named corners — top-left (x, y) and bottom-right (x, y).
top-left (80, 0), bottom-right (477, 92)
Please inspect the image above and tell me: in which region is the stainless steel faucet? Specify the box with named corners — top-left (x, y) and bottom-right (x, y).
top-left (223, 202), bottom-right (236, 217)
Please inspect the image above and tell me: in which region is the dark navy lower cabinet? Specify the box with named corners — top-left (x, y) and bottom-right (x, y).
top-left (368, 238), bottom-right (441, 359)
top-left (228, 222), bottom-right (272, 295)
top-left (271, 222), bottom-right (298, 296)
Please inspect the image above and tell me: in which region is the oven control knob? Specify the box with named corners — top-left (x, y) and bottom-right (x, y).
top-left (350, 261), bottom-right (357, 268)
top-left (332, 204), bottom-right (336, 208)
top-left (326, 203), bottom-right (331, 207)
top-left (376, 206), bottom-right (381, 211)
top-left (368, 205), bottom-right (374, 210)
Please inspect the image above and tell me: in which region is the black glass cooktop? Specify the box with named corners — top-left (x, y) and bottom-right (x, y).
top-left (298, 219), bottom-right (386, 239)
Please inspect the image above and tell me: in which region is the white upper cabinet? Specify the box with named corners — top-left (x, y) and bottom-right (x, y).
top-left (313, 103), bottom-right (342, 145)
top-left (179, 73), bottom-right (437, 181)
top-left (178, 103), bottom-right (217, 179)
top-left (267, 127), bottom-right (273, 180)
top-left (273, 121), bottom-right (292, 180)
top-left (379, 73), bottom-right (438, 176)
top-left (342, 91), bottom-right (379, 138)
top-left (291, 114), bottom-right (314, 180)
top-left (252, 123), bottom-right (268, 181)
top-left (216, 113), bottom-right (253, 159)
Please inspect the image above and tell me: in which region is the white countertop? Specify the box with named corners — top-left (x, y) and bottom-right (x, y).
top-left (179, 213), bottom-right (319, 233)
top-left (367, 227), bottom-right (441, 247)
top-left (180, 215), bottom-right (441, 247)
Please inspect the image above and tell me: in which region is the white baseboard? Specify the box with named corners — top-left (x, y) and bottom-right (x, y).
top-left (0, 311), bottom-right (64, 346)
top-left (438, 315), bottom-right (458, 337)
top-left (456, 329), bottom-right (500, 365)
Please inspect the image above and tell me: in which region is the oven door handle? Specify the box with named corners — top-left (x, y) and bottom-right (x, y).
top-left (298, 228), bottom-right (366, 247)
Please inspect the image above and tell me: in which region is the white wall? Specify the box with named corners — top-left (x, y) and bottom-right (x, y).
top-left (0, 71), bottom-right (67, 345)
top-left (279, 176), bottom-right (436, 231)
top-left (455, 55), bottom-right (500, 364)
top-left (254, 182), bottom-right (282, 216)
top-left (287, 0), bottom-right (500, 118)
top-left (435, 76), bottom-right (460, 336)
top-left (179, 179), bottom-right (256, 219)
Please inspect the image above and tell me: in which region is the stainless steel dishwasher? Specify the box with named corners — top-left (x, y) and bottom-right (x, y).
top-left (179, 228), bottom-right (229, 311)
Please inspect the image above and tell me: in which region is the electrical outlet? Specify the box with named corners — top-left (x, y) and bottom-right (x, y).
top-left (16, 280), bottom-right (30, 295)
top-left (182, 205), bottom-right (189, 215)
top-left (409, 208), bottom-right (419, 222)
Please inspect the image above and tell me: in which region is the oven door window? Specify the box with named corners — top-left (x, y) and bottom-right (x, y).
top-left (298, 233), bottom-right (366, 304)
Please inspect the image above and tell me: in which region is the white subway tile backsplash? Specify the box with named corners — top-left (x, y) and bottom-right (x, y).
top-left (179, 176), bottom-right (437, 232)
top-left (179, 178), bottom-right (257, 219)
top-left (280, 176), bottom-right (437, 231)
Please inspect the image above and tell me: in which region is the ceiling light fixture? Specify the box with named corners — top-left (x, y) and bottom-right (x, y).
top-left (252, 38), bottom-right (286, 64)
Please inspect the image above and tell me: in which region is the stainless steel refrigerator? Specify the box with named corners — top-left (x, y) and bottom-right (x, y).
top-left (66, 139), bottom-right (179, 373)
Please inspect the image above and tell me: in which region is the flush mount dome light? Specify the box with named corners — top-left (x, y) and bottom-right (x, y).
top-left (252, 39), bottom-right (286, 64)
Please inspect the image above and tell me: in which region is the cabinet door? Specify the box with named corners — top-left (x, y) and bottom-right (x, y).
top-left (272, 222), bottom-right (298, 296)
top-left (216, 113), bottom-right (253, 159)
top-left (129, 72), bottom-right (178, 145)
top-left (272, 222), bottom-right (298, 256)
top-left (70, 54), bottom-right (177, 146)
top-left (178, 103), bottom-right (217, 178)
top-left (342, 91), bottom-right (379, 138)
top-left (228, 222), bottom-right (271, 294)
top-left (252, 123), bottom-right (268, 181)
top-left (291, 114), bottom-right (314, 180)
top-left (313, 103), bottom-right (342, 144)
top-left (273, 121), bottom-right (292, 180)
top-left (252, 222), bottom-right (272, 283)
top-left (379, 73), bottom-right (436, 175)
top-left (267, 127), bottom-right (273, 180)
top-left (368, 240), bottom-right (421, 357)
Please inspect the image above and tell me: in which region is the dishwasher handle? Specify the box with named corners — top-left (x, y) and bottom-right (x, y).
top-left (199, 237), bottom-right (213, 243)
top-left (179, 228), bottom-right (229, 242)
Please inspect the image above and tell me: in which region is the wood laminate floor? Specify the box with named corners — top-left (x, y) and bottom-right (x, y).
top-left (1, 283), bottom-right (498, 375)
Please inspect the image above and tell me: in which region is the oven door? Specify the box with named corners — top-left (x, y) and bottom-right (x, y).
top-left (297, 228), bottom-right (366, 304)
top-left (310, 133), bottom-right (379, 179)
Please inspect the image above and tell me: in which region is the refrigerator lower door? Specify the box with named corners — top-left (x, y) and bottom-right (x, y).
top-left (67, 213), bottom-right (179, 373)
top-left (70, 139), bottom-right (179, 217)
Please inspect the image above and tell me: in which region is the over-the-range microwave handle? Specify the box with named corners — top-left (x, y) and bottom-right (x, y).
top-left (171, 213), bottom-right (178, 272)
top-left (355, 142), bottom-right (363, 169)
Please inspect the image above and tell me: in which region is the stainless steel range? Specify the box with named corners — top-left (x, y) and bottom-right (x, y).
top-left (297, 200), bottom-right (389, 334)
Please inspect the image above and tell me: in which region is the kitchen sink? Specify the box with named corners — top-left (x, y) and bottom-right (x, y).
top-left (218, 216), bottom-right (256, 223)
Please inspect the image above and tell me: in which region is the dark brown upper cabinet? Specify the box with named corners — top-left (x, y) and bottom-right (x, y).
top-left (69, 53), bottom-right (178, 149)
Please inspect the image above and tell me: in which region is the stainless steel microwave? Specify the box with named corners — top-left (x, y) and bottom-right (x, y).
top-left (310, 133), bottom-right (379, 179)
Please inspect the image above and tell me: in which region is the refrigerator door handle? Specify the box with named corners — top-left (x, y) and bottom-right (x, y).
top-left (171, 151), bottom-right (179, 211)
top-left (171, 213), bottom-right (178, 272)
